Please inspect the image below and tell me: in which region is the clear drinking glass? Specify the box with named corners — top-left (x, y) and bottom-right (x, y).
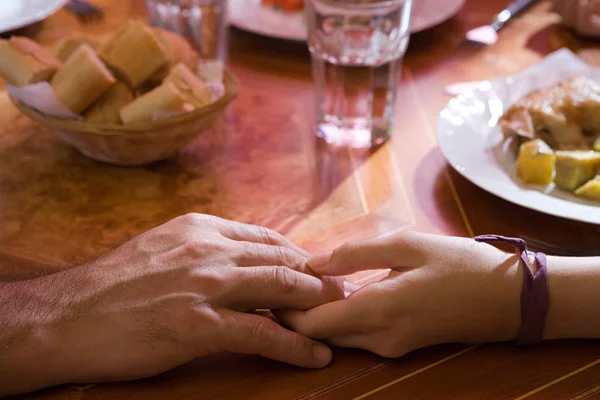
top-left (306, 0), bottom-right (412, 148)
top-left (146, 0), bottom-right (228, 61)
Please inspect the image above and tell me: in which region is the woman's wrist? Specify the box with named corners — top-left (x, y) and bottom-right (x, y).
top-left (543, 256), bottom-right (600, 340)
top-left (486, 250), bottom-right (523, 343)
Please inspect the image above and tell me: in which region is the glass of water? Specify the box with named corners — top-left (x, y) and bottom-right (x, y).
top-left (306, 0), bottom-right (412, 148)
top-left (146, 0), bottom-right (228, 61)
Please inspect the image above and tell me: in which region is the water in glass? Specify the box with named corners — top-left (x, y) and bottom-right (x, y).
top-left (306, 0), bottom-right (412, 147)
top-left (146, 0), bottom-right (228, 61)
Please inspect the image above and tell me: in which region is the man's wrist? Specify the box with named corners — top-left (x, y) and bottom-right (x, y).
top-left (0, 278), bottom-right (69, 395)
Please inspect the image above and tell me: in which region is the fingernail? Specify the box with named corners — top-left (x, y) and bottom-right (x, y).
top-left (308, 251), bottom-right (333, 271)
top-left (312, 343), bottom-right (332, 366)
top-left (343, 281), bottom-right (361, 296)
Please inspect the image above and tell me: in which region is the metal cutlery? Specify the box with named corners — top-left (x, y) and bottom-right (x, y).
top-left (466, 0), bottom-right (538, 45)
top-left (66, 0), bottom-right (104, 22)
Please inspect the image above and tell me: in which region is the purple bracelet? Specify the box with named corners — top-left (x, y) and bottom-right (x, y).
top-left (474, 235), bottom-right (549, 345)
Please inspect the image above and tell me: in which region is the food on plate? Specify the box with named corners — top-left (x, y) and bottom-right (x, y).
top-left (261, 0), bottom-right (304, 11)
top-left (120, 82), bottom-right (192, 124)
top-left (51, 44), bottom-right (116, 114)
top-left (516, 139), bottom-right (556, 185)
top-left (501, 76), bottom-right (600, 203)
top-left (98, 21), bottom-right (170, 88)
top-left (53, 36), bottom-right (100, 63)
top-left (554, 151), bottom-right (600, 191)
top-left (164, 63), bottom-right (212, 107)
top-left (84, 82), bottom-right (134, 124)
top-left (500, 76), bottom-right (600, 151)
top-left (150, 28), bottom-right (199, 83)
top-left (0, 37), bottom-right (62, 86)
top-left (575, 175), bottom-right (600, 201)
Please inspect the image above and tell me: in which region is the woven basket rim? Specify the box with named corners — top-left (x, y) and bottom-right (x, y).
top-left (9, 69), bottom-right (239, 136)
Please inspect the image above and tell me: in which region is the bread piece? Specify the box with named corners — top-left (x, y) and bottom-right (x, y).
top-left (0, 37), bottom-right (62, 86)
top-left (53, 36), bottom-right (100, 63)
top-left (150, 28), bottom-right (198, 83)
top-left (51, 44), bottom-right (117, 114)
top-left (84, 82), bottom-right (134, 124)
top-left (120, 82), bottom-right (192, 124)
top-left (164, 63), bottom-right (212, 108)
top-left (98, 21), bottom-right (170, 88)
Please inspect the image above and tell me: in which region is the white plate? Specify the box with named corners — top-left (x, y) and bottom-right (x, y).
top-left (437, 49), bottom-right (600, 225)
top-left (0, 0), bottom-right (67, 34)
top-left (228, 0), bottom-right (465, 41)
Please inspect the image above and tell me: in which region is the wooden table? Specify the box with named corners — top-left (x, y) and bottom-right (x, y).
top-left (2, 0), bottom-right (600, 398)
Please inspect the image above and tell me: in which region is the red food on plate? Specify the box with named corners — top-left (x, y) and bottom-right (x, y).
top-left (262, 0), bottom-right (304, 11)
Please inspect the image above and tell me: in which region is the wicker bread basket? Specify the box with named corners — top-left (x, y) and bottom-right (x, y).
top-left (10, 70), bottom-right (239, 166)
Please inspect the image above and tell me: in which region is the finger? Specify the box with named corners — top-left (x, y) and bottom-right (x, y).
top-left (274, 297), bottom-right (368, 338)
top-left (327, 334), bottom-right (372, 350)
top-left (220, 311), bottom-right (332, 368)
top-left (308, 231), bottom-right (426, 276)
top-left (223, 266), bottom-right (345, 311)
top-left (231, 243), bottom-right (347, 290)
top-left (233, 242), bottom-right (308, 272)
top-left (213, 218), bottom-right (310, 257)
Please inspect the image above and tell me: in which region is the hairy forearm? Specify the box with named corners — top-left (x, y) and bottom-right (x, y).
top-left (0, 273), bottom-right (71, 396)
top-left (544, 256), bottom-right (600, 340)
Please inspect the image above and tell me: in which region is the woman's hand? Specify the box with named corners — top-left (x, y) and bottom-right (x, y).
top-left (277, 232), bottom-right (523, 358)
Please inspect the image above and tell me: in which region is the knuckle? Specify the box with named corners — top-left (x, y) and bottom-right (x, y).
top-left (248, 319), bottom-right (276, 345)
top-left (275, 246), bottom-right (301, 268)
top-left (258, 226), bottom-right (281, 246)
top-left (274, 266), bottom-right (299, 293)
top-left (372, 341), bottom-right (403, 358)
top-left (335, 241), bottom-right (359, 260)
top-left (187, 238), bottom-right (228, 257)
top-left (194, 269), bottom-right (227, 292)
top-left (286, 332), bottom-right (305, 352)
top-left (178, 212), bottom-right (207, 225)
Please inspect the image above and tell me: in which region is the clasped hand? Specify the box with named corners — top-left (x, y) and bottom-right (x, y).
top-left (42, 214), bottom-right (344, 386)
top-left (16, 215), bottom-right (524, 392)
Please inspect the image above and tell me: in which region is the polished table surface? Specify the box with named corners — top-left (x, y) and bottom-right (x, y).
top-left (2, 0), bottom-right (600, 399)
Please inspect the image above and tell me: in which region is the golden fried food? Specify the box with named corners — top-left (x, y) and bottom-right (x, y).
top-left (554, 150), bottom-right (600, 191)
top-left (500, 77), bottom-right (600, 151)
top-left (516, 139), bottom-right (556, 185)
top-left (575, 175), bottom-right (600, 201)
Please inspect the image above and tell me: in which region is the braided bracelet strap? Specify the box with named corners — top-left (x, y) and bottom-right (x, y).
top-left (474, 235), bottom-right (549, 345)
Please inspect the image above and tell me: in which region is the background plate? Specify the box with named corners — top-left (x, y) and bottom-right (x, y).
top-left (229, 0), bottom-right (465, 41)
top-left (0, 0), bottom-right (67, 34)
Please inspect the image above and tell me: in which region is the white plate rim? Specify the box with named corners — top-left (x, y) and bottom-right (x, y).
top-left (228, 0), bottom-right (466, 42)
top-left (436, 49), bottom-right (600, 225)
top-left (0, 0), bottom-right (67, 34)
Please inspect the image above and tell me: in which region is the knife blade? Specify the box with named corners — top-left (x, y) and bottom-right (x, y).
top-left (466, 0), bottom-right (538, 45)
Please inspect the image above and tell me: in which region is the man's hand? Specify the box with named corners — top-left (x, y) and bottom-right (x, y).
top-left (0, 214), bottom-right (344, 395)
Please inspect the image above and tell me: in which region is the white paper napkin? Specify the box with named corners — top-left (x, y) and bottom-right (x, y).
top-left (443, 48), bottom-right (592, 97)
top-left (7, 82), bottom-right (81, 120)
